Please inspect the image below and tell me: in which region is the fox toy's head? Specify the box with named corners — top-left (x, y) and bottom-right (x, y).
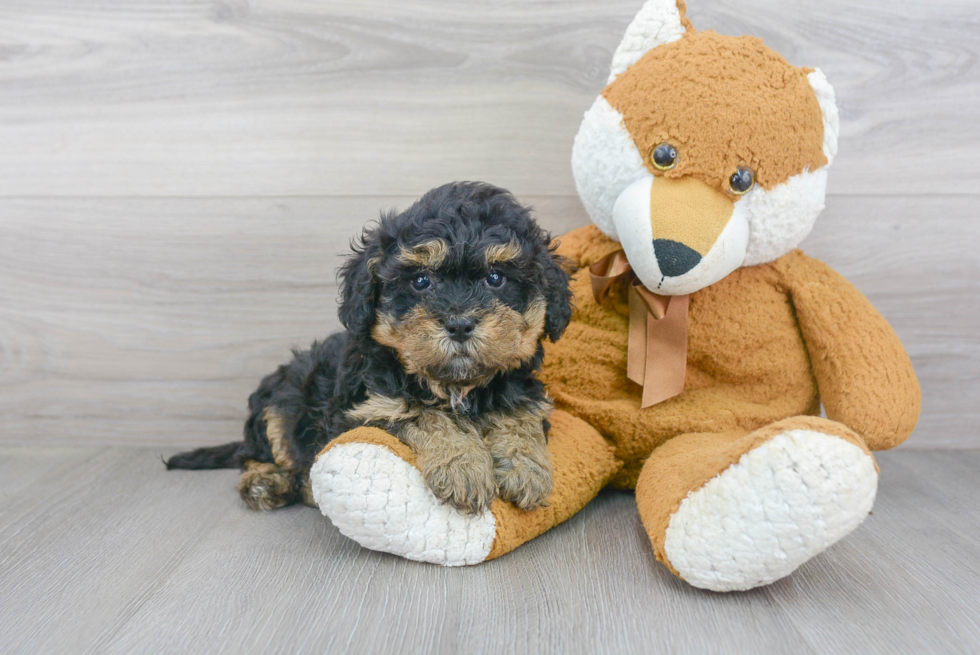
top-left (572, 0), bottom-right (839, 295)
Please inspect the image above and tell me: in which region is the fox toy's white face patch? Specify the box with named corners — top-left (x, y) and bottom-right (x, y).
top-left (741, 167), bottom-right (829, 266)
top-left (571, 95), bottom-right (648, 238)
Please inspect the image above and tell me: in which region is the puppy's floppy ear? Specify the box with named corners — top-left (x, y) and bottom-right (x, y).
top-left (337, 229), bottom-right (381, 340)
top-left (535, 240), bottom-right (574, 342)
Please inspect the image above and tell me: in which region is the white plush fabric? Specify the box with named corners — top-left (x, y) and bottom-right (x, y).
top-left (663, 430), bottom-right (878, 592)
top-left (740, 167), bottom-right (828, 266)
top-left (807, 68), bottom-right (840, 164)
top-left (607, 0), bottom-right (687, 83)
top-left (310, 443), bottom-right (496, 567)
top-left (571, 95), bottom-right (645, 239)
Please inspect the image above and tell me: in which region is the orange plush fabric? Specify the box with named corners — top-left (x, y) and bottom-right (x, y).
top-left (486, 410), bottom-right (621, 560)
top-left (604, 30), bottom-right (827, 194)
top-left (542, 226), bottom-right (920, 482)
top-left (781, 253), bottom-right (922, 449)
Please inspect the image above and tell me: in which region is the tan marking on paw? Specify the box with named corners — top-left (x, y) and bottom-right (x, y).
top-left (262, 406), bottom-right (294, 471)
top-left (402, 408), bottom-right (497, 515)
top-left (237, 460), bottom-right (295, 511)
top-left (481, 404), bottom-right (553, 510)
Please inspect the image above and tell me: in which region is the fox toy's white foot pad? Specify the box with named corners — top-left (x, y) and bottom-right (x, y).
top-left (310, 442), bottom-right (496, 566)
top-left (663, 430), bottom-right (878, 591)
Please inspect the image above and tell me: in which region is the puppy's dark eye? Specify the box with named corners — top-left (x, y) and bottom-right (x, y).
top-left (411, 273), bottom-right (431, 291)
top-left (729, 166), bottom-right (755, 195)
top-left (651, 143), bottom-right (678, 171)
top-left (485, 271), bottom-right (505, 288)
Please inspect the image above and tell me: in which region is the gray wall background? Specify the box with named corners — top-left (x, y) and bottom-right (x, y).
top-left (1, 0), bottom-right (977, 448)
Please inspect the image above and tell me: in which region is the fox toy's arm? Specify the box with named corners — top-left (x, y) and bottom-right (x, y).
top-left (780, 251), bottom-right (921, 450)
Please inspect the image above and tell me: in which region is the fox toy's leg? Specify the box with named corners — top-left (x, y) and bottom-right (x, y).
top-left (635, 416), bottom-right (879, 592)
top-left (309, 410), bottom-right (621, 566)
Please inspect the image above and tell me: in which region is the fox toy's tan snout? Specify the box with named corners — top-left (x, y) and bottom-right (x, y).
top-left (647, 176), bottom-right (734, 277)
top-left (612, 173), bottom-right (748, 295)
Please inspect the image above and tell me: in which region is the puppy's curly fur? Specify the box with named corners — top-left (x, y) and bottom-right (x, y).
top-left (167, 182), bottom-right (573, 514)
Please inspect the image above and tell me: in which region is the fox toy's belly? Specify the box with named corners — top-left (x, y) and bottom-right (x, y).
top-left (540, 261), bottom-right (818, 480)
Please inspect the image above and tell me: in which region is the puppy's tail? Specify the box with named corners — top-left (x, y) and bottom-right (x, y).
top-left (165, 441), bottom-right (243, 470)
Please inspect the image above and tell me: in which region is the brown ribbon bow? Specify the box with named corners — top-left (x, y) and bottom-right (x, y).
top-left (589, 250), bottom-right (689, 408)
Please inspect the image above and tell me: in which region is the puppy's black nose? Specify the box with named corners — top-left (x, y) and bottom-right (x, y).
top-left (653, 239), bottom-right (701, 277)
top-left (444, 316), bottom-right (477, 342)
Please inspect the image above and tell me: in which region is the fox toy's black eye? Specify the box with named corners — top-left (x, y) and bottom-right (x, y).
top-left (729, 166), bottom-right (755, 195)
top-left (651, 143), bottom-right (678, 171)
top-left (411, 273), bottom-right (431, 291)
top-left (485, 271), bottom-right (505, 288)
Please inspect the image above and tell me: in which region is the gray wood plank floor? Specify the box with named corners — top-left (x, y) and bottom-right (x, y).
top-left (0, 446), bottom-right (977, 654)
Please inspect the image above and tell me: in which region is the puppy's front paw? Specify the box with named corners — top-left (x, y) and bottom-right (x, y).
top-left (420, 445), bottom-right (497, 515)
top-left (494, 450), bottom-right (553, 511)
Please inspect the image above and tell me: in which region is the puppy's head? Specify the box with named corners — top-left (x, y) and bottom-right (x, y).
top-left (339, 182), bottom-right (571, 389)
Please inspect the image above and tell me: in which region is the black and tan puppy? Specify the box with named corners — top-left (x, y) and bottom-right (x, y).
top-left (167, 182), bottom-right (572, 515)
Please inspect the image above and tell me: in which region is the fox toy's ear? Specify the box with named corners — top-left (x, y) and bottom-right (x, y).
top-left (807, 68), bottom-right (840, 166)
top-left (608, 0), bottom-right (694, 84)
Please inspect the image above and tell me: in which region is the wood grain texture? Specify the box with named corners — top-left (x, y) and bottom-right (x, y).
top-left (1, 194), bottom-right (975, 448)
top-left (0, 446), bottom-right (977, 654)
top-left (0, 0), bottom-right (977, 197)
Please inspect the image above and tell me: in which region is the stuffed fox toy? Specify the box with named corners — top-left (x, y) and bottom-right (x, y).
top-left (309, 0), bottom-right (921, 591)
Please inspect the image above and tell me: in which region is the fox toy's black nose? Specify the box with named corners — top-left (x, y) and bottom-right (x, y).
top-left (653, 239), bottom-right (701, 277)
top-left (444, 316), bottom-right (477, 342)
